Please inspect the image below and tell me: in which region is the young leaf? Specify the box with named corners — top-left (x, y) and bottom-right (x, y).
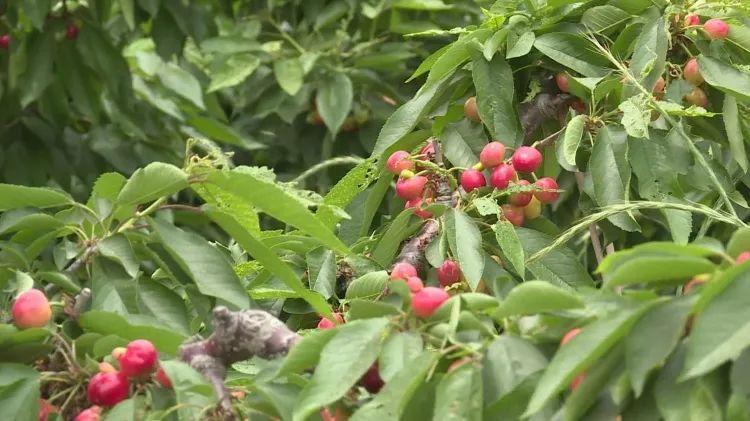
top-left (317, 71), bottom-right (353, 134)
top-left (445, 209), bottom-right (485, 290)
top-left (625, 14), bottom-right (667, 98)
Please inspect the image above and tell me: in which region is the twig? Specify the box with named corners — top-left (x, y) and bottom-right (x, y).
top-left (158, 204), bottom-right (205, 213)
top-left (63, 245), bottom-right (98, 274)
top-left (574, 172), bottom-right (605, 265)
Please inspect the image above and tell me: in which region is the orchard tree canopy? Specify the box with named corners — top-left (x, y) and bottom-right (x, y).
top-left (1, 1), bottom-right (750, 420)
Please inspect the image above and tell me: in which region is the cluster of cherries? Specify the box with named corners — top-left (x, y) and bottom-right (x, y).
top-left (0, 24), bottom-right (79, 51)
top-left (387, 141), bottom-right (559, 227)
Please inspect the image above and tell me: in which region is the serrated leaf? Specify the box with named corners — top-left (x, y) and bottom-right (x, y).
top-left (698, 55), bottom-right (750, 101)
top-left (533, 33), bottom-right (609, 77)
top-left (207, 53), bottom-right (260, 92)
top-left (581, 5), bottom-right (630, 33)
top-left (518, 228), bottom-right (594, 288)
top-left (445, 209), bottom-right (485, 290)
top-left (492, 221), bottom-right (525, 278)
top-left (0, 363), bottom-right (40, 420)
top-left (274, 57), bottom-right (304, 96)
top-left (619, 96), bottom-right (650, 139)
top-left (625, 14), bottom-right (667, 98)
top-left (345, 271), bottom-right (389, 300)
top-left (306, 248), bottom-right (337, 299)
top-left (157, 63), bottom-right (204, 109)
top-left (317, 71), bottom-right (353, 134)
top-left (471, 52), bottom-right (522, 147)
top-left (0, 185), bottom-right (73, 211)
top-left (79, 310), bottom-right (186, 353)
top-left (116, 163), bottom-right (188, 206)
top-left (493, 280), bottom-right (583, 318)
top-left (372, 210), bottom-right (421, 267)
top-left (435, 363), bottom-right (483, 419)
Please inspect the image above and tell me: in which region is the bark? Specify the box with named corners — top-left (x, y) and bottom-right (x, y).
top-left (519, 93), bottom-right (573, 142)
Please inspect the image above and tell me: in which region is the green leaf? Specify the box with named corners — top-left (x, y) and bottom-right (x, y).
top-left (293, 318), bottom-right (389, 421)
top-left (378, 331), bottom-right (424, 382)
top-left (626, 297), bottom-right (694, 396)
top-left (116, 163), bottom-right (188, 206)
top-left (206, 168), bottom-right (349, 254)
top-left (619, 96), bottom-right (650, 139)
top-left (601, 252), bottom-right (715, 288)
top-left (590, 125), bottom-right (639, 231)
top-left (276, 328), bottom-right (338, 377)
top-left (157, 63), bottom-right (205, 109)
top-left (345, 271), bottom-right (389, 300)
top-left (471, 52), bottom-right (522, 147)
top-left (683, 265), bottom-right (750, 379)
top-left (137, 279), bottom-right (191, 336)
top-left (560, 114), bottom-right (585, 168)
top-left (533, 33), bottom-right (609, 77)
top-left (150, 218), bottom-right (250, 310)
top-left (440, 121), bottom-right (485, 169)
top-left (518, 228), bottom-right (595, 288)
top-left (407, 44), bottom-right (450, 82)
top-left (19, 31), bottom-right (54, 108)
top-left (118, 0), bottom-right (135, 29)
top-left (306, 248), bottom-right (337, 300)
top-left (207, 53), bottom-right (260, 92)
top-left (79, 311), bottom-right (186, 354)
top-left (434, 363), bottom-right (483, 420)
top-left (0, 185), bottom-right (72, 211)
top-left (24, 0), bottom-right (51, 30)
top-left (563, 343), bottom-right (625, 420)
top-left (160, 360), bottom-right (216, 421)
top-left (98, 234), bottom-right (139, 278)
top-left (493, 280), bottom-right (583, 318)
top-left (0, 363), bottom-right (40, 420)
top-left (524, 303), bottom-right (651, 417)
top-left (625, 14), bottom-right (668, 98)
top-left (483, 336), bottom-right (548, 409)
top-left (581, 6), bottom-right (630, 33)
top-left (506, 30), bottom-right (535, 59)
top-left (318, 158), bottom-right (379, 228)
top-left (698, 55), bottom-right (750, 101)
top-left (723, 95), bottom-right (748, 172)
top-left (317, 71), bottom-right (353, 134)
top-left (372, 211), bottom-right (421, 267)
top-left (728, 228), bottom-right (750, 258)
top-left (274, 57), bottom-right (304, 96)
top-left (205, 207), bottom-right (330, 316)
top-left (445, 209), bottom-right (485, 290)
top-left (492, 221), bottom-right (525, 277)
top-left (107, 398), bottom-right (139, 421)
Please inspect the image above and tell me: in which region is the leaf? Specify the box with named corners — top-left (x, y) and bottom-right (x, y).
top-left (205, 207), bottom-right (330, 316)
top-left (560, 114), bottom-right (585, 168)
top-left (728, 228), bottom-right (750, 258)
top-left (207, 53), bottom-right (260, 92)
top-left (407, 44), bottom-right (450, 82)
top-left (98, 234), bottom-right (139, 278)
top-left (118, 0), bottom-right (135, 29)
top-left (206, 168), bottom-right (349, 254)
top-left (306, 248), bottom-right (337, 299)
top-left (683, 266), bottom-right (750, 379)
top-left (471, 52), bottom-right (522, 147)
top-left (434, 363), bottom-right (483, 420)
top-left (19, 31), bottom-right (54, 107)
top-left (0, 363), bottom-right (40, 420)
top-left (116, 163), bottom-right (188, 206)
top-left (493, 281), bottom-right (583, 318)
top-left (316, 71), bottom-right (353, 134)
top-left (524, 303), bottom-right (651, 417)
top-left (274, 57), bottom-right (304, 96)
top-left (563, 343), bottom-right (625, 420)
top-left (506, 30), bottom-right (535, 59)
top-left (619, 96), bottom-right (650, 139)
top-left (345, 271), bottom-right (389, 300)
top-left (518, 228), bottom-right (595, 288)
top-left (0, 185), bottom-right (72, 211)
top-left (293, 318), bottom-right (389, 421)
top-left (698, 55), bottom-right (750, 101)
top-left (372, 210), bottom-right (421, 267)
top-left (157, 63), bottom-right (205, 109)
top-left (590, 126), bottom-right (640, 231)
top-left (24, 0), bottom-right (51, 30)
top-left (601, 253), bottom-right (715, 288)
top-left (625, 14), bottom-right (668, 98)
top-left (160, 360), bottom-right (216, 421)
top-left (445, 209), bottom-right (485, 290)
top-left (352, 351), bottom-right (440, 420)
top-left (317, 158), bottom-right (379, 228)
top-left (723, 95), bottom-right (748, 172)
top-left (581, 6), bottom-right (630, 33)
top-left (276, 328), bottom-right (338, 377)
top-left (371, 75), bottom-right (451, 156)
top-left (137, 280), bottom-right (190, 336)
top-left (533, 33), bottom-right (609, 77)
top-left (440, 121), bottom-right (485, 169)
top-left (79, 311), bottom-right (186, 354)
top-left (378, 332), bottom-right (424, 382)
top-left (626, 297), bottom-right (694, 396)
top-left (107, 398), bottom-right (139, 421)
top-left (492, 221), bottom-right (525, 277)
top-left (483, 336), bottom-right (548, 409)
top-left (150, 218), bottom-right (250, 310)
top-left (186, 116), bottom-right (264, 149)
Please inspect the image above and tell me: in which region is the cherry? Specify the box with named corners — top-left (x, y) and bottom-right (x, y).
top-left (118, 339), bottom-right (158, 377)
top-left (98, 362), bottom-right (116, 373)
top-left (405, 197), bottom-right (433, 219)
top-left (511, 146), bottom-right (542, 173)
top-left (684, 14), bottom-right (700, 27)
top-left (111, 347), bottom-right (126, 360)
top-left (555, 73), bottom-right (569, 93)
top-left (74, 406), bottom-right (102, 421)
top-left (501, 204), bottom-right (525, 227)
top-left (395, 175), bottom-right (428, 201)
top-left (684, 86), bottom-right (708, 107)
top-left (406, 276), bottom-right (424, 293)
top-left (737, 251), bottom-right (750, 264)
top-left (87, 372), bottom-right (129, 407)
top-left (464, 96), bottom-right (481, 122)
top-left (155, 366), bottom-right (172, 389)
top-left (524, 196), bottom-right (542, 220)
top-left (460, 169), bottom-right (486, 192)
top-left (386, 151), bottom-right (414, 175)
top-left (390, 262), bottom-right (418, 281)
top-left (320, 406), bottom-right (349, 421)
top-left (653, 76), bottom-right (666, 97)
top-left (38, 399), bottom-right (58, 421)
top-left (0, 34), bottom-right (9, 50)
top-left (684, 58), bottom-right (704, 85)
top-left (490, 164), bottom-right (516, 189)
top-left (479, 141), bottom-right (506, 169)
top-left (534, 177), bottom-right (560, 203)
top-left (412, 286), bottom-right (449, 318)
top-left (704, 18), bottom-right (729, 39)
top-left (560, 328), bottom-right (585, 390)
top-left (12, 289), bottom-right (52, 329)
top-left (317, 312), bottom-right (344, 330)
top-left (361, 363), bottom-right (385, 393)
top-left (570, 100), bottom-right (586, 114)
top-left (419, 142), bottom-right (435, 159)
top-left (66, 24), bottom-right (79, 40)
top-left (509, 180), bottom-right (533, 207)
top-left (683, 275), bottom-right (709, 294)
top-left (437, 260), bottom-right (461, 287)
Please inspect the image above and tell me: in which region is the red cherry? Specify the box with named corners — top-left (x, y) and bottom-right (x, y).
top-left (395, 175), bottom-right (428, 200)
top-left (737, 251), bottom-right (750, 264)
top-left (704, 18), bottom-right (729, 39)
top-left (74, 406), bottom-right (102, 421)
top-left (406, 276), bottom-right (424, 293)
top-left (570, 100), bottom-right (586, 114)
top-left (501, 204), bottom-right (525, 227)
top-left (38, 399), bottom-right (58, 421)
top-left (87, 372), bottom-right (129, 407)
top-left (509, 180), bottom-right (533, 207)
top-left (386, 151), bottom-right (413, 175)
top-left (684, 58), bottom-right (704, 86)
top-left (437, 260), bottom-right (461, 287)
top-left (118, 339), bottom-right (158, 377)
top-left (479, 142), bottom-right (506, 169)
top-left (405, 197), bottom-right (433, 219)
top-left (511, 146), bottom-right (542, 173)
top-left (411, 286), bottom-right (449, 318)
top-left (390, 262), bottom-right (418, 281)
top-left (684, 14), bottom-right (700, 26)
top-left (534, 177), bottom-right (560, 203)
top-left (460, 169), bottom-right (486, 192)
top-left (361, 363), bottom-right (384, 393)
top-left (66, 24), bottom-right (79, 40)
top-left (317, 312), bottom-right (344, 330)
top-left (490, 164), bottom-right (516, 189)
top-left (653, 76), bottom-right (666, 96)
top-left (12, 289), bottom-right (52, 329)
top-left (155, 366), bottom-right (172, 388)
top-left (684, 87), bottom-right (708, 107)
top-left (419, 142), bottom-right (435, 157)
top-left (464, 97), bottom-right (480, 122)
top-left (555, 73), bottom-right (569, 93)
top-left (0, 34), bottom-right (9, 50)
top-left (561, 328), bottom-right (582, 346)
